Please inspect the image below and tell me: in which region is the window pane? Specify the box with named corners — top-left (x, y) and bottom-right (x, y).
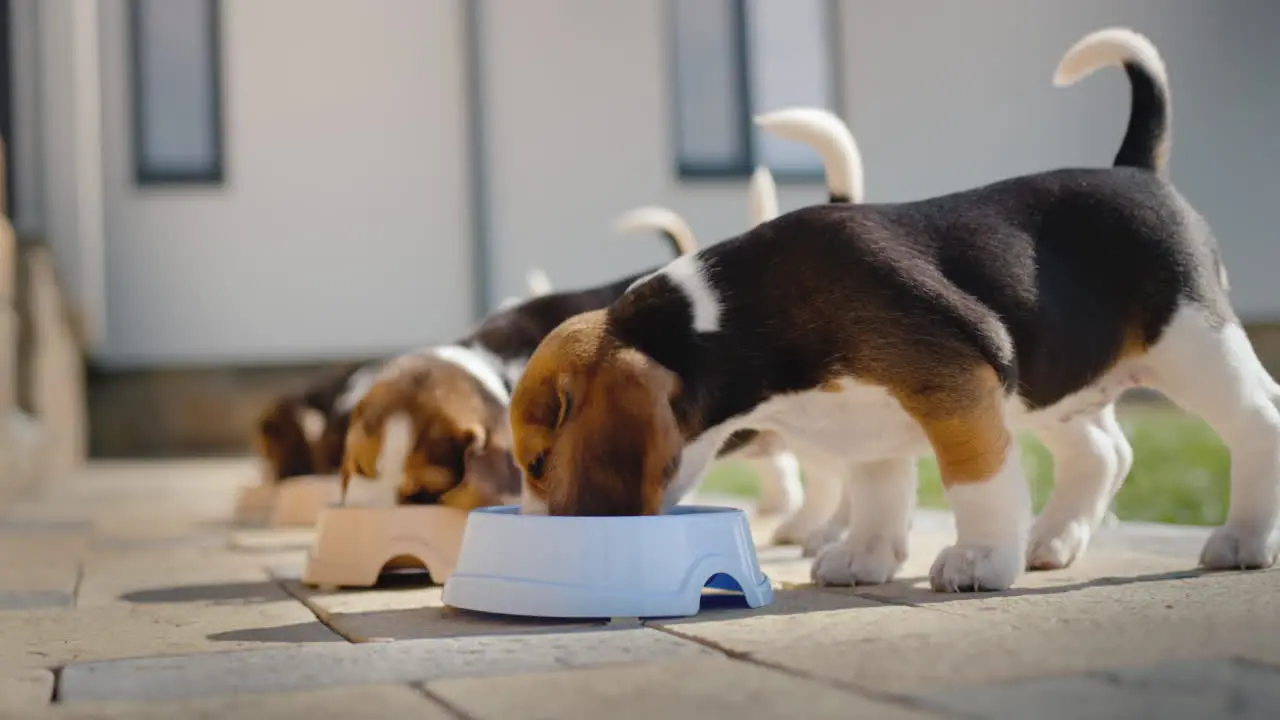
top-left (745, 0), bottom-right (835, 173)
top-left (132, 0), bottom-right (221, 182)
top-left (671, 0), bottom-right (748, 173)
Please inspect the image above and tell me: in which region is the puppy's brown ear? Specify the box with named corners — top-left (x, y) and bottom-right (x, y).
top-left (440, 424), bottom-right (522, 511)
top-left (552, 349), bottom-right (683, 516)
top-left (256, 401), bottom-right (314, 482)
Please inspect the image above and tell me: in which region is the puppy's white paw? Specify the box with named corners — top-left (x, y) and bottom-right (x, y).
top-left (929, 543), bottom-right (1023, 593)
top-left (801, 523), bottom-right (847, 558)
top-left (810, 534), bottom-right (906, 587)
top-left (1026, 520), bottom-right (1091, 571)
top-left (1199, 525), bottom-right (1279, 570)
top-left (772, 513), bottom-right (824, 546)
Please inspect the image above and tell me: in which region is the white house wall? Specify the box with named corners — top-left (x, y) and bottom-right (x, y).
top-left (94, 0), bottom-right (473, 368)
top-left (35, 0), bottom-right (107, 344)
top-left (478, 0), bottom-right (832, 310)
top-left (834, 0), bottom-right (1280, 320)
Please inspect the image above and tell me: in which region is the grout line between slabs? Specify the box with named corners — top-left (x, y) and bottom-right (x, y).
top-left (274, 580), bottom-right (362, 644)
top-left (70, 561), bottom-right (85, 608)
top-left (49, 666), bottom-right (63, 704)
top-left (414, 682), bottom-right (479, 720)
top-left (646, 622), bottom-right (967, 718)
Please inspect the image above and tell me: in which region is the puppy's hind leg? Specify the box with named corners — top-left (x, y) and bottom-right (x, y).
top-left (1144, 308), bottom-right (1280, 570)
top-left (1028, 403), bottom-right (1132, 570)
top-left (812, 457), bottom-right (917, 586)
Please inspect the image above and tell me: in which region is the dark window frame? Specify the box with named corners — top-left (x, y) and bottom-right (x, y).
top-left (667, 0), bottom-right (842, 182)
top-left (0, 0), bottom-right (13, 213)
top-left (128, 0), bottom-right (225, 186)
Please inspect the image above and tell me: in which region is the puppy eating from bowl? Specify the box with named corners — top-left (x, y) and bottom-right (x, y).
top-left (510, 27), bottom-right (1280, 593)
top-left (253, 269), bottom-right (555, 486)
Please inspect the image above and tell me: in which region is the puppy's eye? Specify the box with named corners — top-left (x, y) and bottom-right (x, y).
top-left (527, 453), bottom-right (546, 480)
top-left (555, 391), bottom-right (572, 430)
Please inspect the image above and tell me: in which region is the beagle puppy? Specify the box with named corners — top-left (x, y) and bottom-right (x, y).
top-left (339, 221), bottom-right (695, 509)
top-left (253, 362), bottom-right (380, 482)
top-left (253, 271), bottom-right (552, 484)
top-left (340, 348), bottom-right (521, 509)
top-left (512, 28), bottom-right (1279, 594)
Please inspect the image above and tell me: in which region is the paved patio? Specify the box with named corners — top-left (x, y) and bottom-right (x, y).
top-left (1, 460), bottom-right (1277, 719)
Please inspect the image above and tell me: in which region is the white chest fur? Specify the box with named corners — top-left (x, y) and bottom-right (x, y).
top-left (666, 379), bottom-right (932, 508)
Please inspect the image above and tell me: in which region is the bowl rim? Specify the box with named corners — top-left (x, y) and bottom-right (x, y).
top-left (469, 504), bottom-right (746, 521)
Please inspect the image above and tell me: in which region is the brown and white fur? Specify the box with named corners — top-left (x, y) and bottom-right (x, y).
top-left (254, 272), bottom-right (552, 485)
top-left (338, 219), bottom-right (697, 509)
top-left (340, 348), bottom-right (521, 509)
top-left (511, 28), bottom-right (1279, 593)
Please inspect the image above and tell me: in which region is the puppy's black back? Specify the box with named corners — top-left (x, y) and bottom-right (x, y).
top-left (465, 273), bottom-right (644, 363)
top-left (615, 167), bottom-right (1225, 426)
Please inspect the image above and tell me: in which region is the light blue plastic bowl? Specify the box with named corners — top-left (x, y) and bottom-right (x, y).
top-left (441, 505), bottom-right (773, 619)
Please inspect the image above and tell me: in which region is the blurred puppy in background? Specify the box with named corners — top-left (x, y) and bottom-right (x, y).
top-left (253, 271), bottom-right (554, 484)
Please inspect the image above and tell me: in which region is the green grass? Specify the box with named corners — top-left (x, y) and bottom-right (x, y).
top-left (699, 402), bottom-right (1230, 526)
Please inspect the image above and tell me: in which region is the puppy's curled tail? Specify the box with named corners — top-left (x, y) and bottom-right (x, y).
top-left (612, 206), bottom-right (697, 257)
top-left (747, 165), bottom-right (780, 226)
top-left (754, 107), bottom-right (864, 203)
top-left (524, 267), bottom-right (553, 297)
top-left (1054, 27), bottom-right (1171, 175)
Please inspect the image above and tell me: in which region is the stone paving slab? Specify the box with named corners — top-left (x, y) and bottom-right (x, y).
top-left (430, 656), bottom-right (941, 720)
top-left (0, 668), bottom-right (54, 709)
top-left (282, 580), bottom-right (608, 642)
top-left (0, 534), bottom-right (86, 598)
top-left (660, 566), bottom-right (1280, 696)
top-left (854, 546), bottom-right (1196, 605)
top-left (2, 685), bottom-right (451, 720)
top-left (56, 627), bottom-right (717, 703)
top-left (75, 545), bottom-right (305, 608)
top-left (0, 599), bottom-right (341, 670)
top-left (915, 658), bottom-right (1280, 720)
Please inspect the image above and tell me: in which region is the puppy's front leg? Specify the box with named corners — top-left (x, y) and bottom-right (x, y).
top-left (771, 449), bottom-right (842, 546)
top-left (812, 457), bottom-right (916, 586)
top-left (903, 365), bottom-right (1030, 593)
top-left (801, 478), bottom-right (851, 558)
top-left (754, 450), bottom-right (805, 517)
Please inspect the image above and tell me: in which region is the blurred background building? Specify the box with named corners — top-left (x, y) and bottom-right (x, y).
top-left (3, 0), bottom-right (1278, 458)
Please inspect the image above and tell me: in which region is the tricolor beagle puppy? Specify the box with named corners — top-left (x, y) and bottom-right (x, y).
top-left (253, 362), bottom-right (381, 482)
top-left (339, 220), bottom-right (696, 509)
top-left (511, 28), bottom-right (1279, 593)
top-left (253, 271), bottom-right (553, 484)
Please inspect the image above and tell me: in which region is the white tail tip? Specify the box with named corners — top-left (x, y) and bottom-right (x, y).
top-left (755, 107), bottom-right (864, 203)
top-left (747, 166), bottom-right (780, 226)
top-left (1054, 27), bottom-right (1167, 89)
top-left (524, 267), bottom-right (553, 297)
top-left (612, 206), bottom-right (697, 256)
